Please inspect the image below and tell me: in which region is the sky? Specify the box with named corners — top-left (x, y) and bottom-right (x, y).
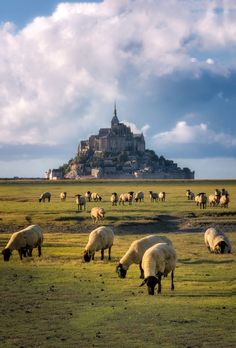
top-left (0, 0), bottom-right (236, 179)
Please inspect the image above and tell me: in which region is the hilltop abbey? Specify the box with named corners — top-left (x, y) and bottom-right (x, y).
top-left (50, 104), bottom-right (194, 180)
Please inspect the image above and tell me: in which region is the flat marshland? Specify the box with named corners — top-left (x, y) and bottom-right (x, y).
top-left (0, 179), bottom-right (235, 347)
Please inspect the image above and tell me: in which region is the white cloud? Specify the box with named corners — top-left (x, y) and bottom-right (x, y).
top-left (123, 121), bottom-right (150, 136)
top-left (152, 121), bottom-right (236, 147)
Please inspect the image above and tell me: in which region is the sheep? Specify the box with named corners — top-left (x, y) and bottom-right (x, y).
top-left (85, 191), bottom-right (92, 202)
top-left (204, 227), bottom-right (231, 254)
top-left (208, 194), bottom-right (220, 207)
top-left (2, 225), bottom-right (43, 261)
top-left (119, 191), bottom-right (134, 205)
top-left (149, 191), bottom-right (158, 202)
top-left (91, 207), bottom-right (105, 223)
top-left (60, 192), bottom-right (67, 202)
top-left (158, 192), bottom-right (166, 202)
top-left (91, 192), bottom-right (102, 202)
top-left (83, 226), bottom-right (114, 262)
top-left (139, 243), bottom-right (177, 295)
top-left (220, 194), bottom-right (230, 208)
top-left (110, 192), bottom-right (119, 206)
top-left (116, 235), bottom-right (173, 279)
top-left (195, 192), bottom-right (207, 209)
top-left (186, 189), bottom-right (195, 200)
top-left (134, 191), bottom-right (144, 203)
top-left (39, 192), bottom-right (51, 202)
top-left (75, 194), bottom-right (86, 211)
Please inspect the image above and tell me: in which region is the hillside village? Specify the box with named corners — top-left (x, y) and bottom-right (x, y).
top-left (46, 105), bottom-right (194, 180)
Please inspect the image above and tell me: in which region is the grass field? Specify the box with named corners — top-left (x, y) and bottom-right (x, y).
top-left (0, 179), bottom-right (235, 347)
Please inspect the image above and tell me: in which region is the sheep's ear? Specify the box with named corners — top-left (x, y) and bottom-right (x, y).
top-left (139, 279), bottom-right (147, 287)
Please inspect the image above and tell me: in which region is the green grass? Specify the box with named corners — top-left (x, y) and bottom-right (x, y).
top-left (0, 180), bottom-right (235, 347)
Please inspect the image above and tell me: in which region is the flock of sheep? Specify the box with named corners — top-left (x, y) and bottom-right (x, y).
top-left (186, 188), bottom-right (230, 209)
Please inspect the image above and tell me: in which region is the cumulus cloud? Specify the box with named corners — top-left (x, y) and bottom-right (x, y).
top-left (123, 121), bottom-right (150, 136)
top-left (152, 121), bottom-right (236, 148)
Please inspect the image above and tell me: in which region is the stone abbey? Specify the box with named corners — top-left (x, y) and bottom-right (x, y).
top-left (53, 104), bottom-right (194, 180)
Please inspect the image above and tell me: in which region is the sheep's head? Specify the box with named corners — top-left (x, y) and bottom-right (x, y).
top-left (215, 241), bottom-right (230, 254)
top-left (83, 250), bottom-right (92, 262)
top-left (139, 276), bottom-right (159, 295)
top-left (116, 264), bottom-right (127, 278)
top-left (2, 248), bottom-right (12, 261)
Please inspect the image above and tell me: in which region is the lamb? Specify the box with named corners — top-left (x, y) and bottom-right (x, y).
top-left (220, 194), bottom-right (230, 208)
top-left (195, 192), bottom-right (207, 209)
top-left (110, 192), bottom-right (119, 206)
top-left (119, 192), bottom-right (134, 205)
top-left (149, 191), bottom-right (158, 202)
top-left (116, 235), bottom-right (173, 279)
top-left (39, 192), bottom-right (51, 202)
top-left (75, 194), bottom-right (86, 211)
top-left (139, 243), bottom-right (177, 295)
top-left (186, 189), bottom-right (195, 200)
top-left (158, 192), bottom-right (166, 202)
top-left (60, 192), bottom-right (67, 202)
top-left (83, 226), bottom-right (114, 262)
top-left (91, 207), bottom-right (105, 223)
top-left (2, 224), bottom-right (43, 261)
top-left (204, 227), bottom-right (231, 254)
top-left (91, 192), bottom-right (102, 202)
top-left (85, 191), bottom-right (92, 202)
top-left (134, 191), bottom-right (144, 203)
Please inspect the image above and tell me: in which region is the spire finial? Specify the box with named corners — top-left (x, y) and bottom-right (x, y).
top-left (114, 100), bottom-right (117, 117)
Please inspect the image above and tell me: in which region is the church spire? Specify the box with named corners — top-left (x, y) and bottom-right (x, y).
top-left (111, 101), bottom-right (119, 127)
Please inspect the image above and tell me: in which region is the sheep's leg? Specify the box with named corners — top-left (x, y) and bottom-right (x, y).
top-left (28, 248), bottom-right (33, 257)
top-left (108, 247), bottom-right (111, 260)
top-left (171, 271), bottom-right (174, 291)
top-left (18, 249), bottom-right (23, 260)
top-left (92, 253), bottom-right (95, 260)
top-left (157, 277), bottom-right (162, 294)
top-left (139, 262), bottom-right (144, 279)
top-left (38, 245), bottom-right (42, 257)
top-left (101, 249), bottom-right (104, 260)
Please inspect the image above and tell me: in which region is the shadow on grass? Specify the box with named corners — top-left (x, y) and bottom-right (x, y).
top-left (179, 258), bottom-right (234, 264)
top-left (54, 216), bottom-right (85, 222)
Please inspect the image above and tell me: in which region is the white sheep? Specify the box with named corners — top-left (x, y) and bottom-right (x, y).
top-left (158, 192), bottom-right (166, 202)
top-left (110, 192), bottom-right (119, 206)
top-left (149, 191), bottom-right (158, 202)
top-left (140, 243), bottom-right (177, 295)
top-left (195, 192), bottom-right (207, 209)
top-left (91, 192), bottom-right (102, 202)
top-left (116, 235), bottom-right (173, 279)
top-left (119, 192), bottom-right (134, 205)
top-left (204, 227), bottom-right (231, 254)
top-left (220, 194), bottom-right (230, 208)
top-left (39, 192), bottom-right (51, 202)
top-left (75, 194), bottom-right (86, 211)
top-left (83, 226), bottom-right (114, 262)
top-left (186, 189), bottom-right (195, 200)
top-left (85, 191), bottom-right (92, 202)
top-left (2, 225), bottom-right (44, 261)
top-left (60, 192), bottom-right (67, 202)
top-left (134, 191), bottom-right (144, 203)
top-left (91, 207), bottom-right (105, 223)
top-left (208, 194), bottom-right (220, 207)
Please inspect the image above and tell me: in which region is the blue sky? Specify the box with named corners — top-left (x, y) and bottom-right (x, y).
top-left (0, 0), bottom-right (235, 179)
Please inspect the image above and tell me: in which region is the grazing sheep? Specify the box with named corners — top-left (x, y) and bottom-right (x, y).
top-left (91, 192), bottom-right (102, 202)
top-left (134, 191), bottom-right (144, 203)
top-left (195, 192), bottom-right (207, 209)
top-left (75, 194), bottom-right (86, 211)
top-left (83, 226), bottom-right (114, 262)
top-left (158, 192), bottom-right (166, 202)
top-left (2, 225), bottom-right (43, 261)
top-left (220, 194), bottom-right (230, 208)
top-left (149, 191), bottom-right (158, 202)
top-left (110, 192), bottom-right (119, 206)
top-left (208, 194), bottom-right (220, 207)
top-left (119, 192), bottom-right (134, 205)
top-left (204, 227), bottom-right (231, 254)
top-left (85, 191), bottom-right (92, 202)
top-left (60, 192), bottom-right (67, 202)
top-left (186, 189), bottom-right (195, 200)
top-left (91, 207), bottom-right (105, 223)
top-left (116, 235), bottom-right (173, 279)
top-left (39, 192), bottom-right (51, 202)
top-left (140, 243), bottom-right (177, 295)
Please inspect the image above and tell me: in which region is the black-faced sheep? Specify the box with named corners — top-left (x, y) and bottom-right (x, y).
top-left (2, 225), bottom-right (43, 261)
top-left (119, 192), bottom-right (134, 205)
top-left (208, 194), bottom-right (220, 207)
top-left (134, 191), bottom-right (144, 203)
top-left (91, 207), bottom-right (105, 223)
top-left (204, 227), bottom-right (231, 254)
top-left (220, 194), bottom-right (230, 208)
top-left (149, 191), bottom-right (158, 202)
top-left (110, 192), bottom-right (119, 206)
top-left (85, 191), bottom-right (92, 202)
top-left (195, 192), bottom-right (207, 209)
top-left (75, 194), bottom-right (86, 211)
top-left (186, 189), bottom-right (195, 200)
top-left (60, 192), bottom-right (67, 202)
top-left (91, 192), bottom-right (102, 202)
top-left (83, 226), bottom-right (114, 262)
top-left (139, 243), bottom-right (177, 295)
top-left (116, 235), bottom-right (173, 279)
top-left (158, 192), bottom-right (166, 202)
top-left (39, 192), bottom-right (51, 202)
